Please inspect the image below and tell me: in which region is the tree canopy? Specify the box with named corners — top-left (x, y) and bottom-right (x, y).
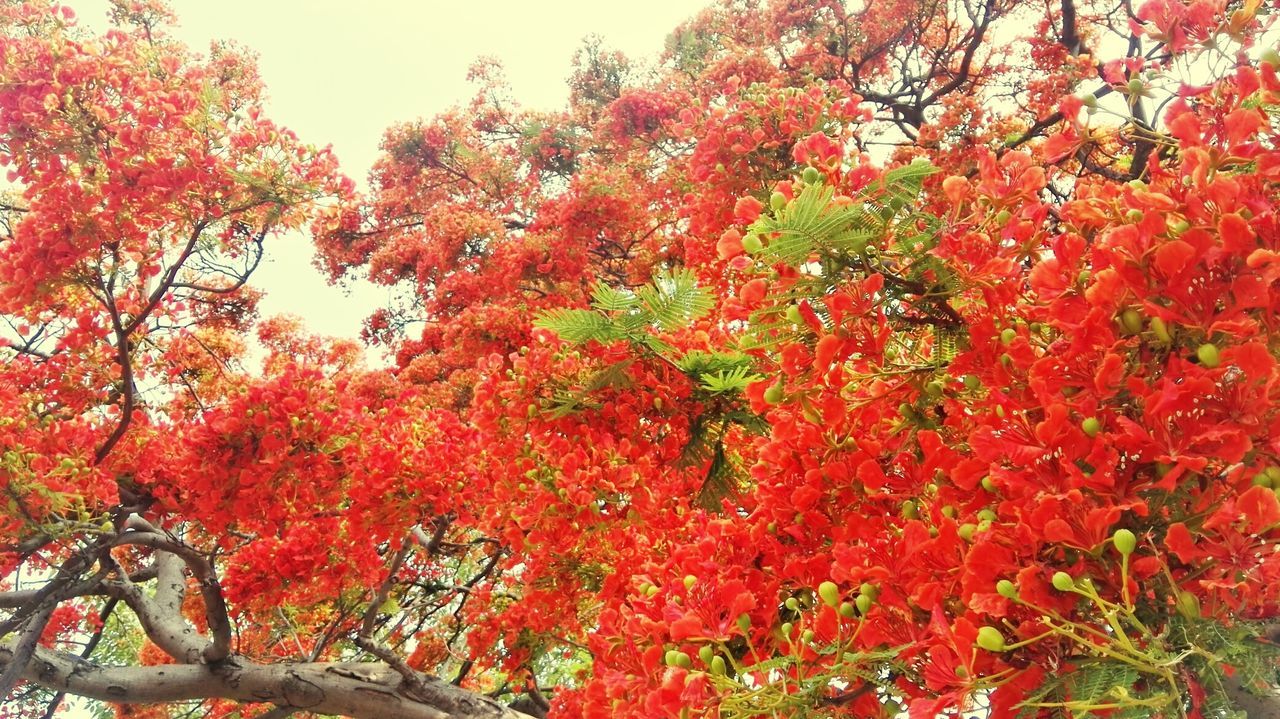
top-left (3, 0), bottom-right (1280, 718)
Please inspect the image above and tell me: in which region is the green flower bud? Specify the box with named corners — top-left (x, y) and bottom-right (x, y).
top-left (1175, 590), bottom-right (1201, 620)
top-left (855, 593), bottom-right (873, 614)
top-left (699, 646), bottom-right (715, 666)
top-left (976, 626), bottom-right (1006, 652)
top-left (1052, 571), bottom-right (1075, 592)
top-left (996, 579), bottom-right (1017, 599)
top-left (1149, 316), bottom-right (1172, 343)
top-left (1112, 528), bottom-right (1137, 556)
top-left (710, 655), bottom-right (727, 675)
top-left (1196, 343), bottom-right (1220, 368)
top-left (1119, 308), bottom-right (1143, 334)
top-left (763, 379), bottom-right (785, 405)
top-left (1081, 417), bottom-right (1102, 437)
top-left (818, 581), bottom-right (841, 608)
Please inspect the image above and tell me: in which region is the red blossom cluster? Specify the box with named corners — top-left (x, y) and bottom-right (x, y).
top-left (3, 1), bottom-right (1280, 719)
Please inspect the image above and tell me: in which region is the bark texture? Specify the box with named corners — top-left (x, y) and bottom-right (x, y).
top-left (2, 643), bottom-right (533, 719)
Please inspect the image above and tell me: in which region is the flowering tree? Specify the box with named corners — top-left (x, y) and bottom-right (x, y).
top-left (3, 0), bottom-right (1280, 718)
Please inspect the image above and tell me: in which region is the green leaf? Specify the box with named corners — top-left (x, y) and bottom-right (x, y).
top-left (640, 335), bottom-right (677, 356)
top-left (1066, 661), bottom-right (1139, 704)
top-left (750, 183), bottom-right (879, 266)
top-left (635, 268), bottom-right (714, 330)
top-left (740, 655), bottom-right (796, 674)
top-left (591, 284), bottom-right (639, 312)
top-left (543, 362), bottom-right (633, 418)
top-left (878, 159), bottom-right (939, 205)
top-left (699, 365), bottom-right (762, 394)
top-left (533, 308), bottom-right (620, 344)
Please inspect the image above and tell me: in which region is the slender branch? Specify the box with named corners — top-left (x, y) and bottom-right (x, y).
top-left (0, 602), bottom-right (55, 702)
top-left (0, 547), bottom-right (114, 639)
top-left (93, 278), bottom-right (135, 465)
top-left (922, 0), bottom-right (995, 106)
top-left (0, 564), bottom-right (160, 609)
top-left (121, 219), bottom-right (210, 336)
top-left (411, 515), bottom-right (455, 556)
top-left (355, 540), bottom-right (425, 695)
top-left (37, 597), bottom-right (119, 719)
top-left (2, 342), bottom-right (52, 360)
top-left (170, 226), bottom-right (269, 295)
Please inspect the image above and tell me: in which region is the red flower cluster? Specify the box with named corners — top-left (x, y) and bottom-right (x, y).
top-left (3, 1), bottom-right (1280, 718)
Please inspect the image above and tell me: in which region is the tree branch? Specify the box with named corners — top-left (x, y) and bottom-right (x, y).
top-left (0, 564), bottom-right (157, 608)
top-left (102, 553), bottom-right (206, 664)
top-left (1, 644), bottom-right (535, 719)
top-left (38, 597), bottom-right (119, 719)
top-left (0, 603), bottom-right (54, 702)
top-left (111, 532), bottom-right (232, 663)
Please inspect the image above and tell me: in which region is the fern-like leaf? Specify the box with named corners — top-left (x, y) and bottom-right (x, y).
top-left (700, 365), bottom-right (762, 394)
top-left (635, 268), bottom-right (715, 330)
top-left (591, 284), bottom-right (639, 312)
top-left (1066, 662), bottom-right (1139, 705)
top-left (749, 184), bottom-right (876, 266)
top-left (878, 158), bottom-right (939, 207)
top-left (533, 309), bottom-right (620, 344)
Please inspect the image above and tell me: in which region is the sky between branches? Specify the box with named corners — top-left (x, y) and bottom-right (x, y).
top-left (75, 0), bottom-right (701, 349)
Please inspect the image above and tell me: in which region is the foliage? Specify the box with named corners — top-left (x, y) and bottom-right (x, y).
top-left (2, 1), bottom-right (1280, 719)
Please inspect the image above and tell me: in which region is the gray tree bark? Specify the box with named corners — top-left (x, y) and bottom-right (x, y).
top-left (2, 643), bottom-right (532, 719)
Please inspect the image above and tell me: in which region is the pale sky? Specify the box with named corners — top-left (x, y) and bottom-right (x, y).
top-left (76, 0), bottom-right (705, 351)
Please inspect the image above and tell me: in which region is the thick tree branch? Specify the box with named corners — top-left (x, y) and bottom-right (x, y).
top-left (111, 532), bottom-right (232, 663)
top-left (412, 515), bottom-right (455, 556)
top-left (93, 282), bottom-right (136, 465)
top-left (1, 644), bottom-right (534, 719)
top-left (103, 553), bottom-right (206, 664)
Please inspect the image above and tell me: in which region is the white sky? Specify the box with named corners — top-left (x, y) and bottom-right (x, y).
top-left (76, 0), bottom-right (704, 350)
